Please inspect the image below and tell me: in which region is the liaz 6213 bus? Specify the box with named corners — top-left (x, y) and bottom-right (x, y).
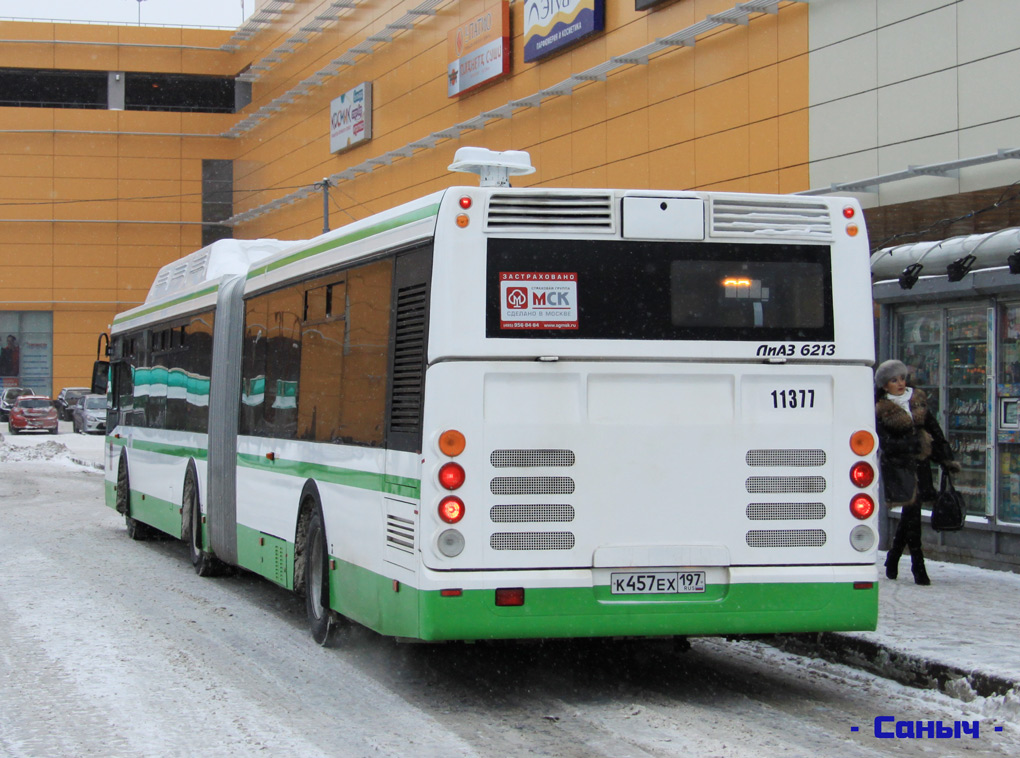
top-left (99, 147), bottom-right (879, 645)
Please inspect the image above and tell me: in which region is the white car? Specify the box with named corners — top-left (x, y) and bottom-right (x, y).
top-left (0, 387), bottom-right (34, 422)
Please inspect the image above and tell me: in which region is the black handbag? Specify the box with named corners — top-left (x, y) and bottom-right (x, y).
top-left (931, 470), bottom-right (966, 532)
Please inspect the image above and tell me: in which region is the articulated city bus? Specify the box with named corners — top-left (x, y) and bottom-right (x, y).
top-left (101, 148), bottom-right (879, 644)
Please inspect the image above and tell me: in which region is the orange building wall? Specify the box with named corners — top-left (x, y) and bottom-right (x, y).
top-left (0, 0), bottom-right (809, 392)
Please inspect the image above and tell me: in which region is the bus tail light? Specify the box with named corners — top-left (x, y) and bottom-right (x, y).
top-left (438, 462), bottom-right (465, 490)
top-left (850, 430), bottom-right (875, 455)
top-left (850, 494), bottom-right (875, 520)
top-left (850, 525), bottom-right (876, 552)
top-left (438, 496), bottom-right (465, 524)
top-left (849, 461), bottom-right (875, 488)
top-left (437, 529), bottom-right (464, 557)
top-left (438, 429), bottom-right (466, 457)
top-left (495, 588), bottom-right (524, 606)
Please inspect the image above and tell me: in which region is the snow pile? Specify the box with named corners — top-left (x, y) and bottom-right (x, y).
top-left (0, 436), bottom-right (73, 464)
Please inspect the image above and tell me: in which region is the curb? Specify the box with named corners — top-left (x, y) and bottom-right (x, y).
top-left (765, 632), bottom-right (1019, 700)
top-left (71, 457), bottom-right (104, 472)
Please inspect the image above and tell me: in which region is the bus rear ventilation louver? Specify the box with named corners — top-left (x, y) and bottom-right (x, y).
top-left (490, 449), bottom-right (576, 468)
top-left (485, 193), bottom-right (615, 232)
top-left (490, 504), bottom-right (575, 523)
top-left (385, 514), bottom-right (415, 553)
top-left (746, 529), bottom-right (827, 548)
top-left (711, 197), bottom-right (832, 239)
top-left (745, 476), bottom-right (826, 494)
top-left (387, 282), bottom-right (427, 437)
top-left (490, 476), bottom-right (576, 495)
top-left (745, 449), bottom-right (826, 467)
top-left (490, 532), bottom-right (576, 551)
top-left (746, 503), bottom-right (826, 520)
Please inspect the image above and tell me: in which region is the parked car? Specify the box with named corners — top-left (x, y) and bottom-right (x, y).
top-left (7, 395), bottom-right (58, 434)
top-left (72, 394), bottom-right (107, 435)
top-left (0, 386), bottom-right (34, 421)
top-left (55, 386), bottom-right (89, 420)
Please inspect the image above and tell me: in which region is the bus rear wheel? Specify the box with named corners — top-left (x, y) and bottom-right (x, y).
top-left (304, 508), bottom-right (342, 646)
top-left (183, 470), bottom-right (224, 577)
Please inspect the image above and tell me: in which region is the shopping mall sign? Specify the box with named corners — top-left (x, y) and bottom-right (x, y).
top-left (329, 82), bottom-right (372, 154)
top-left (523, 0), bottom-right (605, 62)
top-left (447, 2), bottom-right (510, 97)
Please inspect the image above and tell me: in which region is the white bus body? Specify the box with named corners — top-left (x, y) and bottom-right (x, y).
top-left (105, 161), bottom-right (878, 642)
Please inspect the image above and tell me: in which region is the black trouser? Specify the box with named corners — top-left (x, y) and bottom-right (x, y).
top-left (890, 503), bottom-right (922, 556)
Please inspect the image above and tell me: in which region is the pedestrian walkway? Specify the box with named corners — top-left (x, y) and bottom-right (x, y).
top-left (779, 554), bottom-right (1020, 699)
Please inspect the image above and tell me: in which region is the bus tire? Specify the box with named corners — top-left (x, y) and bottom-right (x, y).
top-left (119, 455), bottom-right (154, 541)
top-left (304, 507), bottom-right (342, 646)
top-left (183, 468), bottom-right (224, 577)
top-left (118, 452), bottom-right (151, 542)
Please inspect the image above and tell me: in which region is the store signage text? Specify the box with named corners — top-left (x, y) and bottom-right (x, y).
top-left (329, 82), bottom-right (372, 154)
top-left (523, 0), bottom-right (605, 62)
top-left (447, 2), bottom-right (510, 97)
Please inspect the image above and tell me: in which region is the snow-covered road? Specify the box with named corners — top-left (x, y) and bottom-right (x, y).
top-left (1, 429), bottom-right (1018, 757)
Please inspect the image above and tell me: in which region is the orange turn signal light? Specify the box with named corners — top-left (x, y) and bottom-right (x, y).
top-left (439, 429), bottom-right (466, 457)
top-left (850, 430), bottom-right (875, 455)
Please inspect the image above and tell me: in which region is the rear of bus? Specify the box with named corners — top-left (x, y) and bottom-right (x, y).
top-left (414, 189), bottom-right (878, 641)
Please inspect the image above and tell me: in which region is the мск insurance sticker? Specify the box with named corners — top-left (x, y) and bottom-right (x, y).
top-left (499, 272), bottom-right (578, 330)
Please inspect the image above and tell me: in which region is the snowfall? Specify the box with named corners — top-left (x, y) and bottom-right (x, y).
top-left (2, 425), bottom-right (1019, 757)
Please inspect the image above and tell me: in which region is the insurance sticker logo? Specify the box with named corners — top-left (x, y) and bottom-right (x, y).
top-left (500, 271), bottom-right (578, 330)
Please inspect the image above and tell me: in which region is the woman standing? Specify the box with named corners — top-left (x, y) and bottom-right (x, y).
top-left (875, 359), bottom-right (960, 585)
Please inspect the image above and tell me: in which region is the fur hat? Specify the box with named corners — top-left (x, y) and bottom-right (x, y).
top-left (875, 359), bottom-right (909, 389)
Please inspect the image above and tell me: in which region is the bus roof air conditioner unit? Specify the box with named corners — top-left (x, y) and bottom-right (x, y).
top-left (448, 147), bottom-right (535, 188)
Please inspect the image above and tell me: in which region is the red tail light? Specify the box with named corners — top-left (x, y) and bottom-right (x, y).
top-left (438, 462), bottom-right (465, 490)
top-left (849, 461), bottom-right (875, 488)
top-left (438, 496), bottom-right (465, 524)
top-left (495, 588), bottom-right (524, 606)
top-left (850, 494), bottom-right (875, 519)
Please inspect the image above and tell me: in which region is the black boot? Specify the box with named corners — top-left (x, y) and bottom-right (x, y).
top-left (911, 553), bottom-right (930, 585)
top-left (885, 550), bottom-right (901, 580)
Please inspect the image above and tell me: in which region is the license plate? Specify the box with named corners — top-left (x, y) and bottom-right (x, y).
top-left (610, 571), bottom-right (706, 595)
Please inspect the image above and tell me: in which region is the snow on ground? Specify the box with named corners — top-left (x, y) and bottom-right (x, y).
top-left (1, 424), bottom-right (1018, 757)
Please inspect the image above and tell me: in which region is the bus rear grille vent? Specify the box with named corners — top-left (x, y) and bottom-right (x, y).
top-left (490, 476), bottom-right (576, 495)
top-left (711, 197), bottom-right (832, 239)
top-left (746, 449), bottom-right (826, 467)
top-left (746, 529), bottom-right (827, 548)
top-left (490, 449), bottom-right (576, 468)
top-left (385, 514), bottom-right (415, 553)
top-left (490, 504), bottom-right (575, 523)
top-left (746, 476), bottom-right (826, 494)
top-left (746, 503), bottom-right (826, 520)
top-left (273, 545), bottom-right (289, 585)
top-left (490, 532), bottom-right (576, 550)
top-left (387, 283), bottom-right (427, 436)
top-left (486, 193), bottom-right (615, 233)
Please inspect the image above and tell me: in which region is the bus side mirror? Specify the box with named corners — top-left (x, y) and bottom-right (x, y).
top-left (91, 360), bottom-right (109, 395)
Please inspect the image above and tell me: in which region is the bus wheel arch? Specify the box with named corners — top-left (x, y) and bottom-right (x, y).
top-left (296, 482), bottom-right (344, 646)
top-left (118, 451), bottom-right (154, 541)
top-left (182, 461), bottom-right (224, 577)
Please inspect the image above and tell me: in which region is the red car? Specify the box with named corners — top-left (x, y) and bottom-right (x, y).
top-left (7, 395), bottom-right (59, 435)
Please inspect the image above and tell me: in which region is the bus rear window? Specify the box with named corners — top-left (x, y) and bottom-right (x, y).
top-left (486, 239), bottom-right (833, 341)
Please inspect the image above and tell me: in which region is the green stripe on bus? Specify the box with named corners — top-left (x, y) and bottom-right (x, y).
top-left (247, 203), bottom-right (440, 280)
top-left (237, 453), bottom-right (421, 497)
top-left (325, 561), bottom-right (878, 641)
top-left (413, 580), bottom-right (878, 641)
top-left (130, 438), bottom-right (209, 461)
top-left (126, 489), bottom-right (182, 539)
top-left (112, 284), bottom-right (220, 325)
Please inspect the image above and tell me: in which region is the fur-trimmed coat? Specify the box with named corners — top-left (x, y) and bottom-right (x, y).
top-left (875, 388), bottom-right (953, 506)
